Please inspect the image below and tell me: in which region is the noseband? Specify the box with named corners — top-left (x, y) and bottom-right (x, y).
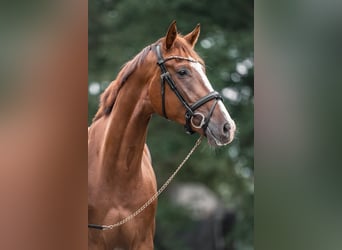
top-left (155, 44), bottom-right (223, 134)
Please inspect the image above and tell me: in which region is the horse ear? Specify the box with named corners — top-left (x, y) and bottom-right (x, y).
top-left (184, 23), bottom-right (201, 48)
top-left (165, 20), bottom-right (177, 50)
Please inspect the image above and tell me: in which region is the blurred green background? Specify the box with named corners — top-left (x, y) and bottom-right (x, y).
top-left (89, 1), bottom-right (253, 249)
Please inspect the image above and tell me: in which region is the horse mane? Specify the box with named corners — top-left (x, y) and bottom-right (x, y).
top-left (93, 45), bottom-right (153, 122)
top-left (93, 36), bottom-right (202, 122)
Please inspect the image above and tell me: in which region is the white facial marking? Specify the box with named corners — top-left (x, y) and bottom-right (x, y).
top-left (218, 101), bottom-right (236, 136)
top-left (190, 61), bottom-right (235, 130)
top-left (190, 62), bottom-right (214, 92)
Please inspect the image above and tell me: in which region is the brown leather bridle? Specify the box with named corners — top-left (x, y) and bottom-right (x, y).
top-left (155, 44), bottom-right (223, 134)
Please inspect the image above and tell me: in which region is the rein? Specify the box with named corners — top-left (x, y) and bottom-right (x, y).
top-left (88, 136), bottom-right (203, 230)
top-left (155, 44), bottom-right (223, 135)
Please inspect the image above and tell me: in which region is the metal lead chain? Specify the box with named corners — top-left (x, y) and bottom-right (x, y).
top-left (99, 136), bottom-right (203, 230)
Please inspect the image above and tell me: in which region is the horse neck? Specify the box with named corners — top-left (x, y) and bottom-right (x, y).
top-left (99, 73), bottom-right (155, 182)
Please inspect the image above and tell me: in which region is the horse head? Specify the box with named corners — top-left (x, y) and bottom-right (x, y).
top-left (149, 21), bottom-right (236, 146)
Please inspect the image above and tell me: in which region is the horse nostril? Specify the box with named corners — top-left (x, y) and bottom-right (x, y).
top-left (223, 123), bottom-right (230, 135)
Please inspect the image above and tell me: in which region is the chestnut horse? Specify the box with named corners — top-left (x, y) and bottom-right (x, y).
top-left (88, 21), bottom-right (236, 249)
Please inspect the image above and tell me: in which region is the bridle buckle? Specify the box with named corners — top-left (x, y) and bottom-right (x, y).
top-left (160, 71), bottom-right (170, 80)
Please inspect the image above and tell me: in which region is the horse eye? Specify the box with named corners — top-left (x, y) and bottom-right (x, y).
top-left (177, 69), bottom-right (188, 76)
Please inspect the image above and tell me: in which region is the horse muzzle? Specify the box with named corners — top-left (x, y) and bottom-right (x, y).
top-left (205, 119), bottom-right (236, 147)
top-left (203, 100), bottom-right (236, 147)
